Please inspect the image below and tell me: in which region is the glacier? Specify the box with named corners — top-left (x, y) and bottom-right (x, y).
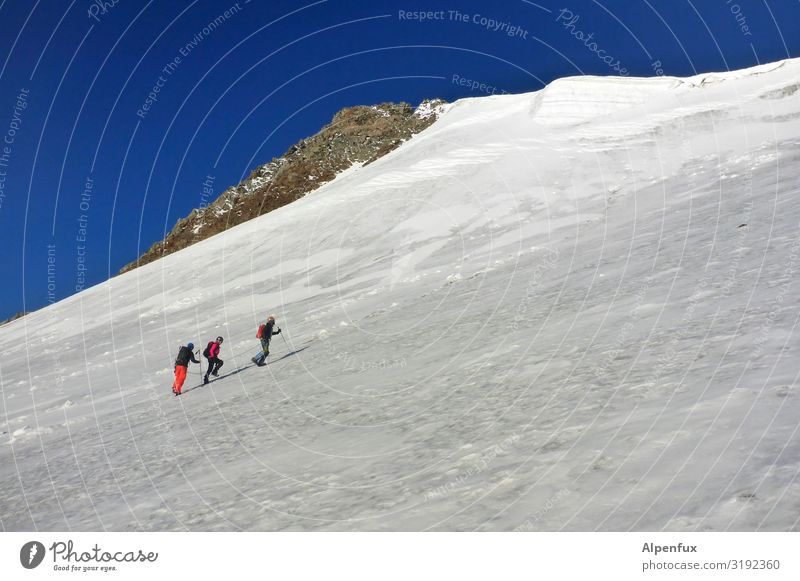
top-left (2, 59), bottom-right (800, 531)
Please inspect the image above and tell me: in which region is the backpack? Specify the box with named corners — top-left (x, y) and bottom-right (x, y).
top-left (256, 323), bottom-right (266, 339)
top-left (203, 341), bottom-right (214, 358)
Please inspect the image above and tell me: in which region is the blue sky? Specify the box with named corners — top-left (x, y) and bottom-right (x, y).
top-left (0, 0), bottom-right (798, 320)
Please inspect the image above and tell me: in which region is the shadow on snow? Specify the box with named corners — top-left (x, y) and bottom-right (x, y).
top-left (181, 345), bottom-right (310, 395)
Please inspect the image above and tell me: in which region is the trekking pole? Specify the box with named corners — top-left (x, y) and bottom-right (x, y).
top-left (280, 328), bottom-right (290, 351)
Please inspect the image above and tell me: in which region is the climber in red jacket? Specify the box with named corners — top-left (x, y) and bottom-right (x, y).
top-left (203, 336), bottom-right (224, 384)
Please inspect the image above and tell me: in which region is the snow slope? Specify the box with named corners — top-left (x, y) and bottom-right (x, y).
top-left (3, 59), bottom-right (800, 531)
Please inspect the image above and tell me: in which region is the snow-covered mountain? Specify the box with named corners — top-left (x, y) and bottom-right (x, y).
top-left (3, 59), bottom-right (800, 531)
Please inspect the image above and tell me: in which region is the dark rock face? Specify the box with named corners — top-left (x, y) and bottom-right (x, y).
top-left (120, 99), bottom-right (446, 274)
top-left (0, 311), bottom-right (29, 326)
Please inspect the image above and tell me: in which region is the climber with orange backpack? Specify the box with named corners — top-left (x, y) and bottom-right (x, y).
top-left (252, 315), bottom-right (281, 366)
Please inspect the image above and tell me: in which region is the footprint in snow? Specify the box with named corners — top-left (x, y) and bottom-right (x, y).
top-left (774, 385), bottom-right (793, 398)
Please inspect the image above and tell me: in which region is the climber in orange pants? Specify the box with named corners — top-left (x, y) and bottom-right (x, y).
top-left (172, 342), bottom-right (200, 396)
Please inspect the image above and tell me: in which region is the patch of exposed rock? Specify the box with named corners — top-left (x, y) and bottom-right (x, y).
top-left (120, 99), bottom-right (447, 274)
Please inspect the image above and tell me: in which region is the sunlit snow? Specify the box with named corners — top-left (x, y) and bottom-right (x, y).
top-left (2, 60), bottom-right (800, 531)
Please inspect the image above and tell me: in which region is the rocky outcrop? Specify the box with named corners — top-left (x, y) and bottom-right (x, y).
top-left (120, 99), bottom-right (447, 274)
top-left (0, 311), bottom-right (28, 326)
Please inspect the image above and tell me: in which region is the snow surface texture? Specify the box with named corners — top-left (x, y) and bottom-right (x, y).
top-left (3, 60), bottom-right (800, 531)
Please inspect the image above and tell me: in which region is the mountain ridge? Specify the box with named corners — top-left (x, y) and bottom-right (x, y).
top-left (120, 99), bottom-right (448, 274)
top-left (2, 58), bottom-right (800, 531)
